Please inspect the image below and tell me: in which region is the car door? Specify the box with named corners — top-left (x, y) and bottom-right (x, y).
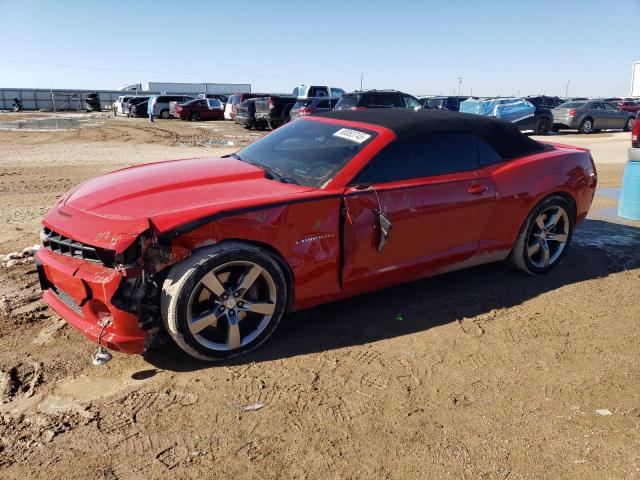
top-left (207, 98), bottom-right (223, 119)
top-left (603, 102), bottom-right (626, 128)
top-left (589, 102), bottom-right (607, 128)
top-left (341, 132), bottom-right (497, 292)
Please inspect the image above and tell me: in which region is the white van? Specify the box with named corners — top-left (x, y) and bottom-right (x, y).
top-left (112, 95), bottom-right (136, 116)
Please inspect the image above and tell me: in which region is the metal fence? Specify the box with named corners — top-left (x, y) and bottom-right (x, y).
top-left (0, 86), bottom-right (251, 111)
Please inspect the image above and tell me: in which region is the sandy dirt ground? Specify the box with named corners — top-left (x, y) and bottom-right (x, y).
top-left (0, 112), bottom-right (638, 479)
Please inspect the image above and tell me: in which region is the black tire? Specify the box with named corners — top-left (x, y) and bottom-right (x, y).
top-left (551, 125), bottom-right (560, 133)
top-left (536, 117), bottom-right (551, 135)
top-left (190, 112), bottom-right (200, 122)
top-left (509, 195), bottom-right (574, 275)
top-left (579, 118), bottom-right (593, 134)
top-left (623, 117), bottom-right (634, 132)
top-left (161, 242), bottom-right (288, 361)
top-left (254, 121), bottom-right (266, 131)
top-left (160, 109), bottom-right (171, 119)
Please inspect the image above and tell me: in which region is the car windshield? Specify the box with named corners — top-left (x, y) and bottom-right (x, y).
top-left (233, 120), bottom-right (377, 187)
top-left (558, 102), bottom-right (585, 108)
top-left (427, 99), bottom-right (445, 108)
top-left (335, 95), bottom-right (359, 109)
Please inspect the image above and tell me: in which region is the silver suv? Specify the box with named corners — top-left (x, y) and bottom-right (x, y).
top-left (552, 100), bottom-right (635, 133)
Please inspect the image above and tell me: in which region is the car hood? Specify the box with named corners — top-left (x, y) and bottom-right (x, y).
top-left (47, 157), bottom-right (315, 249)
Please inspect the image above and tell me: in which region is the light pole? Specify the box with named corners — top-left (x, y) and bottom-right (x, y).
top-left (457, 76), bottom-right (463, 96)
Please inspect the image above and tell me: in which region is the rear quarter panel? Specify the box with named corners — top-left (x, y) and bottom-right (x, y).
top-left (480, 146), bottom-right (596, 251)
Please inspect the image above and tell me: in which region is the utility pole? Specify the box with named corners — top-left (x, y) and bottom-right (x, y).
top-left (360, 73), bottom-right (363, 91)
top-left (565, 80), bottom-right (570, 97)
top-left (457, 76), bottom-right (463, 96)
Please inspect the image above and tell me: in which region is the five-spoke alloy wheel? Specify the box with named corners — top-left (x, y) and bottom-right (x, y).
top-left (510, 195), bottom-right (574, 275)
top-left (162, 243), bottom-right (288, 361)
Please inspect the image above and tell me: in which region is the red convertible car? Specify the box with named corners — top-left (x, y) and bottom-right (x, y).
top-left (35, 109), bottom-right (597, 361)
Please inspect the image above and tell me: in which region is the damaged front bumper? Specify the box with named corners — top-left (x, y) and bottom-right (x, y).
top-left (35, 247), bottom-right (148, 354)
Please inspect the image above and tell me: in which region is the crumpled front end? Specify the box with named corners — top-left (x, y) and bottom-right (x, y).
top-left (35, 246), bottom-right (148, 354)
top-left (34, 203), bottom-right (163, 355)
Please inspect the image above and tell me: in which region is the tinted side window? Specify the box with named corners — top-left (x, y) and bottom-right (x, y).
top-left (316, 100), bottom-right (330, 108)
top-left (356, 133), bottom-right (478, 184)
top-left (403, 95), bottom-right (422, 108)
top-left (476, 137), bottom-right (503, 167)
top-left (364, 93), bottom-right (402, 107)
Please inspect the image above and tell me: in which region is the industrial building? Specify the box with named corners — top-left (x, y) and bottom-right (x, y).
top-left (0, 82), bottom-right (251, 111)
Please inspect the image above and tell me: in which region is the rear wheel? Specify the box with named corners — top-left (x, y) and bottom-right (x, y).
top-left (190, 112), bottom-right (200, 122)
top-left (624, 117), bottom-right (634, 132)
top-left (161, 243), bottom-right (288, 361)
top-left (579, 118), bottom-right (593, 134)
top-left (160, 109), bottom-right (171, 119)
top-left (254, 121), bottom-right (266, 131)
top-left (535, 117), bottom-right (551, 134)
top-left (509, 195), bottom-right (574, 275)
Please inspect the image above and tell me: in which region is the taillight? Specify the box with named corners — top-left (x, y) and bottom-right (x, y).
top-left (351, 106), bottom-right (366, 111)
top-left (298, 108), bottom-right (312, 116)
top-left (568, 109), bottom-right (576, 116)
top-left (268, 97), bottom-right (275, 110)
top-left (632, 120), bottom-right (639, 140)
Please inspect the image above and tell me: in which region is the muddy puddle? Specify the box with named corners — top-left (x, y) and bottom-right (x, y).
top-left (0, 115), bottom-right (103, 131)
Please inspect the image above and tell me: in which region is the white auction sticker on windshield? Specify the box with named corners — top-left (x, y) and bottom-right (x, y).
top-left (333, 128), bottom-right (371, 144)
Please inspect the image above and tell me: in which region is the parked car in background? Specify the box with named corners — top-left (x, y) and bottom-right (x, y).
top-left (235, 99), bottom-right (258, 129)
top-left (515, 103), bottom-right (554, 134)
top-left (423, 96), bottom-right (470, 111)
top-left (254, 95), bottom-right (297, 130)
top-left (174, 98), bottom-right (224, 121)
top-left (292, 85), bottom-right (345, 99)
top-left (149, 95), bottom-right (194, 119)
top-left (197, 93), bottom-right (229, 104)
top-left (525, 95), bottom-right (565, 109)
top-left (335, 90), bottom-right (422, 110)
top-left (123, 96), bottom-right (150, 117)
top-left (35, 108), bottom-right (597, 361)
top-left (130, 100), bottom-right (151, 118)
top-left (618, 100), bottom-right (640, 113)
top-left (224, 93), bottom-right (267, 120)
top-left (112, 96), bottom-right (136, 116)
top-left (552, 100), bottom-right (635, 133)
top-left (289, 98), bottom-right (338, 120)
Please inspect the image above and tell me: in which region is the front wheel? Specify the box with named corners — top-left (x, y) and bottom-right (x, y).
top-left (161, 243), bottom-right (288, 361)
top-left (509, 195), bottom-right (574, 275)
top-left (579, 118), bottom-right (593, 134)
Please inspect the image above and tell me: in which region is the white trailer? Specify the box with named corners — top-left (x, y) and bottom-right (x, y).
top-left (138, 82), bottom-right (251, 95)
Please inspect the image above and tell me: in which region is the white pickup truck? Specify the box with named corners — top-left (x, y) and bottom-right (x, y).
top-left (292, 85), bottom-right (345, 99)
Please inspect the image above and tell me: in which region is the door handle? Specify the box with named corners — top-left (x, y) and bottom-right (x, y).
top-left (467, 183), bottom-right (489, 195)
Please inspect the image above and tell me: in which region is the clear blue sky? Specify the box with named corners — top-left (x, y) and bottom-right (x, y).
top-left (1, 0), bottom-right (638, 97)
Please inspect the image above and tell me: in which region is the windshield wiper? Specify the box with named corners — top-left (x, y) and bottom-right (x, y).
top-left (251, 161), bottom-right (300, 185)
top-left (224, 153), bottom-right (299, 185)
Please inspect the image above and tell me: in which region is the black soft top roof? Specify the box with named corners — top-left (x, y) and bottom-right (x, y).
top-left (316, 108), bottom-right (547, 159)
